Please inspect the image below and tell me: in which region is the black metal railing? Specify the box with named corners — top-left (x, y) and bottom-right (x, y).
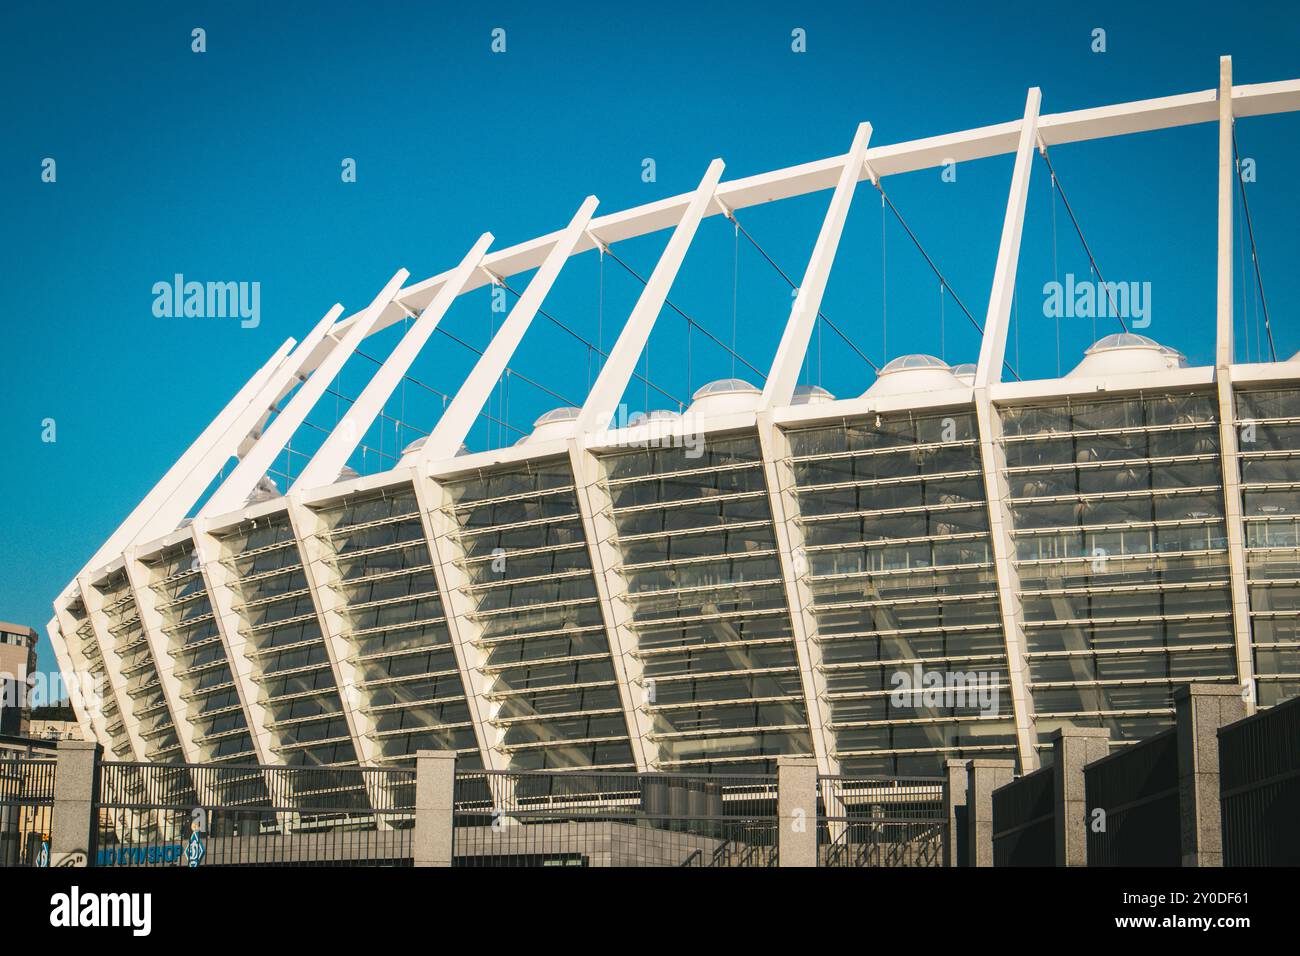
top-left (94, 760), bottom-right (414, 866)
top-left (0, 757), bottom-right (56, 867)
top-left (1085, 729), bottom-right (1180, 866)
top-left (1220, 693), bottom-right (1300, 866)
top-left (817, 775), bottom-right (946, 867)
top-left (453, 770), bottom-right (778, 867)
top-left (991, 764), bottom-right (1055, 866)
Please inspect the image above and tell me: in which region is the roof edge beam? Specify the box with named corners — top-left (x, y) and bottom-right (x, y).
top-left (295, 234), bottom-right (494, 489)
top-left (577, 160), bottom-right (725, 433)
top-left (761, 123), bottom-right (872, 409)
top-left (202, 270), bottom-right (408, 516)
top-left (975, 88), bottom-right (1041, 389)
top-left (410, 199), bottom-right (598, 462)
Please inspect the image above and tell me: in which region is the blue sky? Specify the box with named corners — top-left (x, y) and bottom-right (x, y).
top-left (3, 0), bottom-right (1299, 682)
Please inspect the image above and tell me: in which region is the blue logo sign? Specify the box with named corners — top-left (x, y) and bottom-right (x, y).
top-left (185, 831), bottom-right (206, 868)
top-left (36, 838), bottom-right (49, 868)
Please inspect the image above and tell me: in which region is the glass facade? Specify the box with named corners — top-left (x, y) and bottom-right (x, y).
top-left (144, 541), bottom-right (258, 763)
top-left (52, 383), bottom-right (1300, 777)
top-left (217, 514), bottom-right (357, 767)
top-left (599, 433), bottom-right (812, 774)
top-left (66, 596), bottom-right (134, 759)
top-left (93, 569), bottom-right (184, 764)
top-left (1000, 391), bottom-right (1237, 754)
top-left (787, 410), bottom-right (1018, 776)
top-left (442, 458), bottom-right (635, 770)
top-left (1236, 388), bottom-right (1300, 709)
top-left (311, 484), bottom-right (481, 768)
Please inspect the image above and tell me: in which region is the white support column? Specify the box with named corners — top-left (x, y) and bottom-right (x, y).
top-left (81, 338), bottom-right (297, 573)
top-left (756, 414), bottom-right (838, 774)
top-left (566, 443), bottom-right (655, 770)
top-left (202, 271), bottom-right (409, 516)
top-left (975, 399), bottom-right (1039, 772)
top-left (189, 522), bottom-right (280, 767)
top-left (410, 473), bottom-right (506, 772)
top-left (295, 235), bottom-right (495, 489)
top-left (76, 575), bottom-right (149, 761)
top-left (408, 200), bottom-right (598, 463)
top-left (761, 123), bottom-right (872, 409)
top-left (975, 88), bottom-right (1041, 389)
top-left (1213, 55), bottom-right (1258, 711)
top-left (576, 160), bottom-right (725, 433)
top-left (972, 89), bottom-right (1043, 771)
top-left (285, 497), bottom-right (381, 768)
top-left (122, 550), bottom-right (202, 764)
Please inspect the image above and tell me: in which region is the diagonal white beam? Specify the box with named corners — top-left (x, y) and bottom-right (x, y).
top-left (973, 89), bottom-right (1043, 771)
top-left (131, 308), bottom-right (343, 544)
top-left (1212, 55), bottom-right (1258, 712)
top-left (576, 160), bottom-right (725, 433)
top-left (202, 270), bottom-right (409, 516)
top-left (761, 123), bottom-right (872, 409)
top-left (407, 199), bottom-right (598, 462)
top-left (976, 88), bottom-right (1041, 388)
top-left (295, 234), bottom-right (494, 489)
top-left (81, 338), bottom-right (297, 572)
top-left (756, 415), bottom-right (838, 774)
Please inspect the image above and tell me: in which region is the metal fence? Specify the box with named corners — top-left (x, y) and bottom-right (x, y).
top-left (452, 770), bottom-right (778, 867)
top-left (1220, 693), bottom-right (1300, 866)
top-left (0, 758), bottom-right (56, 867)
top-left (1084, 729), bottom-right (1180, 866)
top-left (818, 775), bottom-right (945, 867)
top-left (991, 764), bottom-right (1055, 866)
top-left (94, 761), bottom-right (415, 866)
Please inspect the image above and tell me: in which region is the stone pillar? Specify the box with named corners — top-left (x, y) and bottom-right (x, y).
top-left (414, 750), bottom-right (456, 867)
top-left (777, 756), bottom-right (819, 867)
top-left (50, 739), bottom-right (101, 867)
top-left (1050, 727), bottom-right (1109, 867)
top-left (1175, 683), bottom-right (1247, 867)
top-left (967, 759), bottom-right (1015, 867)
top-left (944, 758), bottom-right (970, 867)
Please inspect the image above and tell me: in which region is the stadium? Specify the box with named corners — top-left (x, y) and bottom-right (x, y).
top-left (47, 59), bottom-right (1300, 794)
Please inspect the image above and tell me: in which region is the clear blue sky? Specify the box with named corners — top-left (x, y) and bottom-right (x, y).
top-left (3, 0), bottom-right (1299, 683)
